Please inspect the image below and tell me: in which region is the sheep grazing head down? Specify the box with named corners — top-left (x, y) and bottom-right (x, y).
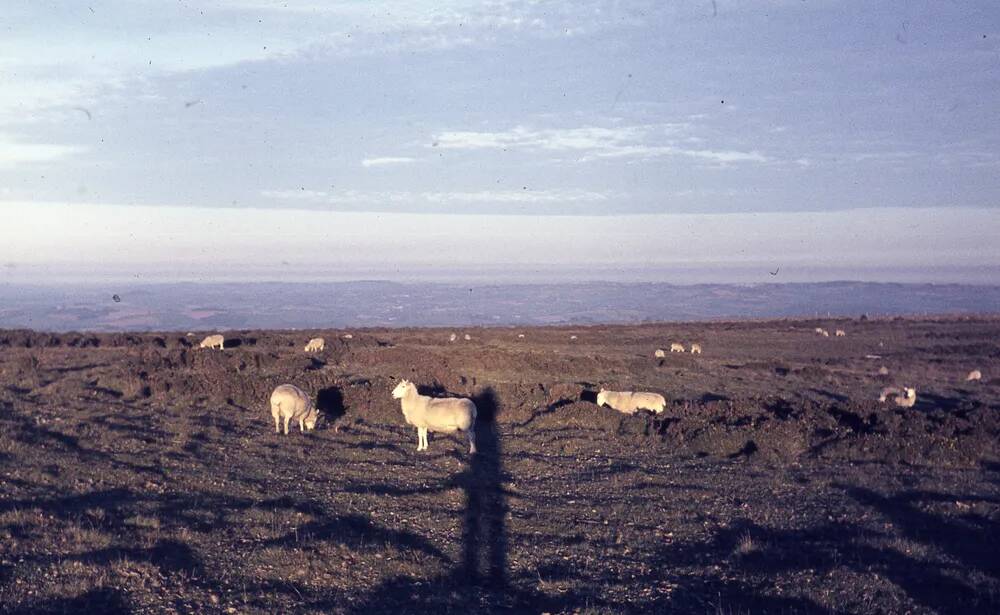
top-left (392, 380), bottom-right (415, 399)
top-left (596, 389), bottom-right (608, 407)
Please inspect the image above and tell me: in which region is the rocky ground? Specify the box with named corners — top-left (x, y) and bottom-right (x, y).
top-left (1, 317), bottom-right (998, 613)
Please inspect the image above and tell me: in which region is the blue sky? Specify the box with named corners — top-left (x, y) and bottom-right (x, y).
top-left (1, 1), bottom-right (998, 282)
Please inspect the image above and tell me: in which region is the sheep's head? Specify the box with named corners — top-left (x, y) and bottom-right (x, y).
top-left (304, 407), bottom-right (319, 430)
top-left (392, 380), bottom-right (413, 399)
top-left (904, 387), bottom-right (916, 399)
top-left (596, 389), bottom-right (607, 407)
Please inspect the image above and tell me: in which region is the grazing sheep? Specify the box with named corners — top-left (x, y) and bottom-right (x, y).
top-left (966, 369), bottom-right (982, 382)
top-left (670, 343), bottom-right (685, 353)
top-left (814, 327), bottom-right (824, 334)
top-left (654, 349), bottom-right (666, 358)
top-left (304, 337), bottom-right (325, 352)
top-left (817, 328), bottom-right (830, 337)
top-left (689, 343), bottom-right (702, 354)
top-left (449, 333), bottom-right (457, 342)
top-left (596, 389), bottom-right (666, 414)
top-left (270, 384), bottom-right (319, 435)
top-left (464, 334), bottom-right (472, 341)
top-left (391, 380), bottom-right (477, 453)
top-left (343, 334), bottom-right (353, 339)
top-left (835, 329), bottom-right (846, 337)
top-left (198, 334), bottom-right (225, 350)
top-left (879, 386), bottom-right (917, 408)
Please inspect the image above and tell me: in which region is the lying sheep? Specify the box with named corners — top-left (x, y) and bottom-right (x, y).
top-left (966, 369), bottom-right (982, 382)
top-left (670, 343), bottom-right (685, 353)
top-left (449, 333), bottom-right (457, 342)
top-left (654, 349), bottom-right (666, 358)
top-left (879, 386), bottom-right (917, 408)
top-left (304, 337), bottom-right (325, 352)
top-left (817, 328), bottom-right (830, 337)
top-left (517, 333), bottom-right (525, 339)
top-left (835, 329), bottom-right (846, 337)
top-left (570, 335), bottom-right (578, 340)
top-left (464, 334), bottom-right (472, 341)
top-left (270, 384), bottom-right (319, 435)
top-left (690, 343), bottom-right (702, 354)
top-left (596, 389), bottom-right (666, 414)
top-left (391, 380), bottom-right (477, 453)
top-left (199, 334), bottom-right (224, 350)
top-left (342, 334), bottom-right (353, 340)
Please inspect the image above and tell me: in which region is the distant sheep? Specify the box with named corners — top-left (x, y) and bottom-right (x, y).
top-left (391, 380), bottom-right (476, 453)
top-left (816, 328), bottom-right (830, 337)
top-left (270, 384), bottom-right (319, 435)
top-left (198, 334), bottom-right (224, 350)
top-left (464, 334), bottom-right (472, 341)
top-left (449, 333), bottom-right (457, 342)
top-left (878, 366), bottom-right (890, 376)
top-left (517, 333), bottom-right (525, 339)
top-left (670, 343), bottom-right (685, 353)
top-left (596, 389), bottom-right (666, 414)
top-left (654, 349), bottom-right (666, 358)
top-left (835, 329), bottom-right (846, 337)
top-left (879, 386), bottom-right (917, 408)
top-left (966, 369), bottom-right (982, 382)
top-left (342, 334), bottom-right (353, 339)
top-left (304, 337), bottom-right (325, 352)
top-left (689, 343), bottom-right (702, 354)
top-left (570, 335), bottom-right (578, 340)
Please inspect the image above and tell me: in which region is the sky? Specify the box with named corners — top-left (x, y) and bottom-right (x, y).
top-left (1, 1), bottom-right (999, 283)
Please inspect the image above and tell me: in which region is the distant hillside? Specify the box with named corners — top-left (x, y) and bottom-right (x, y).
top-left (0, 281), bottom-right (998, 331)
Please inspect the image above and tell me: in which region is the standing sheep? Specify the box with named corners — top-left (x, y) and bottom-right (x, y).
top-left (391, 380), bottom-right (477, 453)
top-left (304, 337), bottom-right (325, 352)
top-left (270, 384), bottom-right (319, 435)
top-left (654, 349), bottom-right (666, 358)
top-left (596, 389), bottom-right (666, 414)
top-left (199, 334), bottom-right (225, 350)
top-left (670, 343), bottom-right (685, 353)
top-left (689, 343), bottom-right (702, 354)
top-left (835, 329), bottom-right (846, 337)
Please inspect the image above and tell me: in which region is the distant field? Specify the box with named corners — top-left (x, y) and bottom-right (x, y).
top-left (1, 281), bottom-right (1000, 331)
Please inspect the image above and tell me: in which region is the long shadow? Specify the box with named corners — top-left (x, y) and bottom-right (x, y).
top-left (8, 587), bottom-right (130, 615)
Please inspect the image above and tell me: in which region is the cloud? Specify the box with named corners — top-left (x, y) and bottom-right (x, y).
top-left (261, 187), bottom-right (608, 206)
top-left (432, 124), bottom-right (769, 164)
top-left (0, 135), bottom-right (87, 168)
top-left (361, 156), bottom-right (417, 168)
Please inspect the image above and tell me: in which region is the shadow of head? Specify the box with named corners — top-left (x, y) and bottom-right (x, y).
top-left (470, 387), bottom-right (500, 425)
top-left (317, 386), bottom-right (346, 426)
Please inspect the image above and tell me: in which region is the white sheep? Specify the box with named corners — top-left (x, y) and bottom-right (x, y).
top-left (817, 328), bottom-right (830, 337)
top-left (198, 334), bottom-right (224, 350)
top-left (654, 349), bottom-right (666, 358)
top-left (391, 380), bottom-right (477, 453)
top-left (304, 337), bottom-right (325, 352)
top-left (342, 334), bottom-right (353, 340)
top-left (670, 343), bottom-right (685, 353)
top-left (270, 384), bottom-right (319, 435)
top-left (464, 334), bottom-right (472, 341)
top-left (596, 389), bottom-right (666, 414)
top-left (689, 343), bottom-right (702, 354)
top-left (966, 369), bottom-right (982, 382)
top-left (878, 366), bottom-right (890, 376)
top-left (570, 335), bottom-right (578, 340)
top-left (517, 333), bottom-right (525, 338)
top-left (835, 329), bottom-right (846, 337)
top-left (879, 386), bottom-right (917, 408)
top-left (449, 333), bottom-right (457, 342)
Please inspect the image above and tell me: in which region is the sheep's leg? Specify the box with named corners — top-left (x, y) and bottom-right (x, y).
top-left (299, 418), bottom-right (305, 432)
top-left (283, 416), bottom-right (291, 435)
top-left (467, 429), bottom-right (477, 454)
top-left (419, 427), bottom-right (428, 451)
top-left (273, 411), bottom-right (280, 433)
top-left (415, 428), bottom-right (422, 451)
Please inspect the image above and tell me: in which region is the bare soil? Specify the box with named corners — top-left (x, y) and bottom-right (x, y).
top-left (1, 317), bottom-right (999, 614)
